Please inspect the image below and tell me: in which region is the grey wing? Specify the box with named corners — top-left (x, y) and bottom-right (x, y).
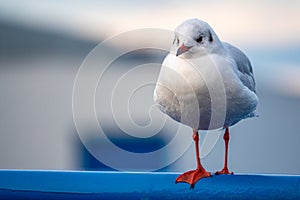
top-left (223, 42), bottom-right (256, 93)
top-left (153, 85), bottom-right (181, 122)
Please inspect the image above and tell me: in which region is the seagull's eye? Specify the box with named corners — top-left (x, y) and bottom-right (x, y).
top-left (196, 36), bottom-right (203, 43)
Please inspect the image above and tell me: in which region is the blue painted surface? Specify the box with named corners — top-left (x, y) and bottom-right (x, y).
top-left (0, 170), bottom-right (299, 199)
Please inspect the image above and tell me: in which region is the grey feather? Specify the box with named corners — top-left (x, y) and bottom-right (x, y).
top-left (223, 42), bottom-right (256, 93)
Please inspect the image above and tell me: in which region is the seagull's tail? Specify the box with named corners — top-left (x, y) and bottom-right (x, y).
top-left (248, 111), bottom-right (260, 118)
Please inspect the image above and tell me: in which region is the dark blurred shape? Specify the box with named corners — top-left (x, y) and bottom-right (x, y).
top-left (74, 129), bottom-right (169, 171)
top-left (0, 20), bottom-right (96, 61)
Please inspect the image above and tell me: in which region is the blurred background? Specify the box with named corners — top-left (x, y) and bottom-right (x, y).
top-left (0, 0), bottom-right (299, 174)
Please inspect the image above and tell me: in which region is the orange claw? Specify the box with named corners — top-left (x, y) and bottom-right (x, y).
top-left (215, 128), bottom-right (234, 175)
top-left (175, 130), bottom-right (211, 188)
top-left (176, 168), bottom-right (211, 189)
top-left (215, 167), bottom-right (234, 175)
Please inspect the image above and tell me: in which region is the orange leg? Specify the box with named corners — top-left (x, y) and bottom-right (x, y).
top-left (216, 127), bottom-right (234, 175)
top-left (176, 129), bottom-right (211, 188)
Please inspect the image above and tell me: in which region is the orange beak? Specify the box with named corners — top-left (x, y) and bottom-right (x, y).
top-left (176, 44), bottom-right (191, 56)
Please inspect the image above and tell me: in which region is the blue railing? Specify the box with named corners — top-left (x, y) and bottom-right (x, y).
top-left (0, 170), bottom-right (299, 199)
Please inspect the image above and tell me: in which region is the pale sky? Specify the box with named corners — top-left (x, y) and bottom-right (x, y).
top-left (0, 0), bottom-right (299, 48)
top-left (1, 0), bottom-right (299, 96)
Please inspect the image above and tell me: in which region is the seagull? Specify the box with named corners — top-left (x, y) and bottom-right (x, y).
top-left (153, 19), bottom-right (258, 188)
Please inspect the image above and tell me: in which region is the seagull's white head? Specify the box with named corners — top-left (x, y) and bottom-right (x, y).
top-left (172, 19), bottom-right (222, 58)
